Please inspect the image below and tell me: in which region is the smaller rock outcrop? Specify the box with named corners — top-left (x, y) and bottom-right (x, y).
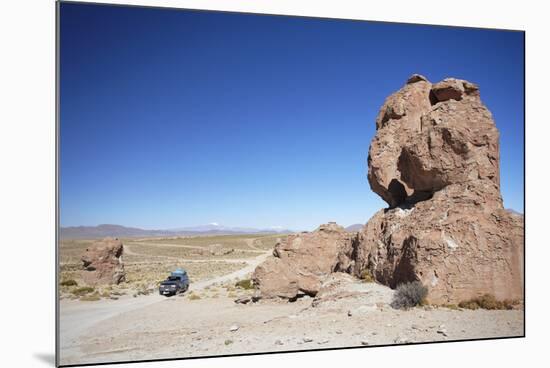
top-left (311, 273), bottom-right (394, 311)
top-left (81, 237), bottom-right (126, 285)
top-left (252, 223), bottom-right (357, 300)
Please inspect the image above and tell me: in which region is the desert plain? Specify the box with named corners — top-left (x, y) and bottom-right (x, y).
top-left (58, 232), bottom-right (522, 366)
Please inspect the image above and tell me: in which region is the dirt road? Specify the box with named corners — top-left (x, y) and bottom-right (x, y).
top-left (59, 243), bottom-right (272, 363)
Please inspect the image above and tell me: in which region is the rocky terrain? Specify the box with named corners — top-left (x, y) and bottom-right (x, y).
top-left (59, 75), bottom-right (524, 365)
top-left (253, 74), bottom-right (524, 305)
top-left (60, 272), bottom-right (522, 365)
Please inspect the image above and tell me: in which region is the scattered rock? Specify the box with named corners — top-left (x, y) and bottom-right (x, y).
top-left (318, 339), bottom-right (329, 345)
top-left (437, 324), bottom-right (448, 336)
top-left (275, 339), bottom-right (284, 345)
top-left (303, 337), bottom-right (314, 343)
top-left (81, 237), bottom-right (125, 285)
top-left (394, 335), bottom-right (411, 344)
top-left (229, 325), bottom-right (239, 332)
top-left (234, 297), bottom-right (251, 304)
top-left (360, 340), bottom-right (370, 346)
top-left (311, 273), bottom-right (394, 310)
top-left (204, 244), bottom-right (235, 256)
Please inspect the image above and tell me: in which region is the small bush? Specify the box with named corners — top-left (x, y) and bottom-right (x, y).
top-left (360, 270), bottom-right (375, 283)
top-left (458, 300), bottom-right (480, 310)
top-left (72, 286), bottom-right (95, 296)
top-left (80, 292), bottom-right (100, 301)
top-left (391, 281), bottom-right (428, 309)
top-left (135, 287), bottom-right (151, 296)
top-left (60, 279), bottom-right (78, 287)
top-left (224, 339), bottom-right (233, 346)
top-left (188, 293), bottom-right (201, 300)
top-left (442, 304), bottom-right (459, 310)
top-left (458, 294), bottom-right (517, 310)
top-left (100, 290), bottom-right (111, 298)
top-left (235, 279), bottom-right (254, 290)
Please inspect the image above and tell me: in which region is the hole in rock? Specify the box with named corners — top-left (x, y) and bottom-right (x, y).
top-left (429, 90), bottom-right (439, 106)
top-left (388, 178), bottom-right (407, 208)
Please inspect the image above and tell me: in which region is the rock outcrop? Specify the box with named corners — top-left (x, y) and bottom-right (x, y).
top-left (252, 223), bottom-right (357, 300)
top-left (358, 75), bottom-right (523, 304)
top-left (253, 74), bottom-right (523, 305)
top-left (81, 237), bottom-right (126, 285)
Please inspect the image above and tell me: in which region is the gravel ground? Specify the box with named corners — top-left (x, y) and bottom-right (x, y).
top-left (59, 281), bottom-right (523, 366)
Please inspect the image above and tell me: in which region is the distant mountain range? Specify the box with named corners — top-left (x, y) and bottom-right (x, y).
top-left (506, 208), bottom-right (523, 216)
top-left (345, 224), bottom-right (364, 232)
top-left (60, 223), bottom-right (294, 239)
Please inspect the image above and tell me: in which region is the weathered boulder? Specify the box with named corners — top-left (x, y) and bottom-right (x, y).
top-left (252, 74), bottom-right (523, 305)
top-left (368, 74), bottom-right (433, 207)
top-left (356, 75), bottom-right (523, 304)
top-left (252, 223), bottom-right (357, 299)
top-left (81, 237), bottom-right (126, 285)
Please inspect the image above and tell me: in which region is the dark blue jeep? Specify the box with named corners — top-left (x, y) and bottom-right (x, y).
top-left (159, 268), bottom-right (190, 297)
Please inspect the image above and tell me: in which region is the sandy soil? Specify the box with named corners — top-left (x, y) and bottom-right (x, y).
top-left (59, 274), bottom-right (523, 366)
top-left (59, 235), bottom-right (523, 366)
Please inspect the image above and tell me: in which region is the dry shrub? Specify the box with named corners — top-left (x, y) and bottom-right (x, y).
top-left (235, 279), bottom-right (254, 290)
top-left (80, 292), bottom-right (101, 301)
top-left (391, 281), bottom-right (428, 309)
top-left (100, 290), bottom-right (111, 298)
top-left (60, 279), bottom-right (78, 287)
top-left (458, 294), bottom-right (517, 310)
top-left (445, 304), bottom-right (459, 310)
top-left (360, 270), bottom-right (375, 283)
top-left (188, 293), bottom-right (201, 300)
top-left (72, 286), bottom-right (95, 296)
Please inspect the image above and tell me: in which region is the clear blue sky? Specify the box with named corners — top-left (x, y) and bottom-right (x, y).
top-left (59, 3), bottom-right (524, 231)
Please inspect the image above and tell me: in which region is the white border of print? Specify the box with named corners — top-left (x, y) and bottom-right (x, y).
top-left (1, 0), bottom-right (548, 368)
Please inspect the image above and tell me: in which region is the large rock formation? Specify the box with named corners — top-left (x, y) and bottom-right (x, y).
top-left (253, 74), bottom-right (523, 305)
top-left (81, 237), bottom-right (126, 285)
top-left (358, 75), bottom-right (523, 304)
top-left (252, 223), bottom-right (357, 300)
